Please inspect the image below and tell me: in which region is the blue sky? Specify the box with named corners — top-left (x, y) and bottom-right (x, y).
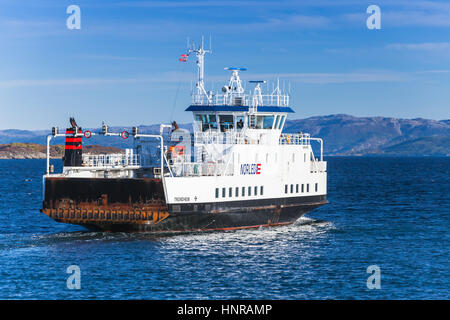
top-left (0, 0), bottom-right (449, 129)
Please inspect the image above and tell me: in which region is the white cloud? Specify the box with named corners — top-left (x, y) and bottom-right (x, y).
top-left (245, 71), bottom-right (411, 84)
top-left (0, 70), bottom-right (417, 88)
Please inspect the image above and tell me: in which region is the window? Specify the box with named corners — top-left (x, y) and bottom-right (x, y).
top-left (242, 187), bottom-right (245, 197)
top-left (290, 184), bottom-right (294, 193)
top-left (222, 187), bottom-right (226, 197)
top-left (255, 115), bottom-right (275, 129)
top-left (235, 187), bottom-right (239, 197)
top-left (215, 188), bottom-right (219, 198)
top-left (195, 114), bottom-right (203, 131)
top-left (296, 184), bottom-right (299, 193)
top-left (219, 114), bottom-right (234, 132)
top-left (274, 115), bottom-right (280, 129)
top-left (254, 186), bottom-right (258, 196)
top-left (307, 184), bottom-right (310, 192)
top-left (199, 114), bottom-right (217, 131)
top-left (229, 187), bottom-right (233, 197)
top-left (236, 116), bottom-right (245, 130)
top-left (301, 184), bottom-right (304, 193)
top-left (285, 184), bottom-right (288, 194)
top-left (278, 115), bottom-right (286, 129)
top-left (315, 183), bottom-right (318, 192)
top-left (248, 186), bottom-right (252, 196)
top-left (260, 186), bottom-right (264, 195)
top-left (263, 115), bottom-right (275, 129)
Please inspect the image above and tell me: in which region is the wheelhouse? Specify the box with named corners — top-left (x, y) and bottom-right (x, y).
top-left (190, 109), bottom-right (291, 133)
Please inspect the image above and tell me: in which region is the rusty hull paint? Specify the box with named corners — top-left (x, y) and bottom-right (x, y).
top-left (42, 177), bottom-right (170, 228)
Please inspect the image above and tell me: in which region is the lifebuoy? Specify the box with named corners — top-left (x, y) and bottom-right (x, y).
top-left (121, 131), bottom-right (129, 139)
top-left (84, 130), bottom-right (92, 138)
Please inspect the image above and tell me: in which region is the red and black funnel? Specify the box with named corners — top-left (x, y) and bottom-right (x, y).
top-left (63, 118), bottom-right (83, 167)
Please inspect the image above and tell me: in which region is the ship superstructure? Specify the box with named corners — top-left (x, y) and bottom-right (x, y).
top-left (41, 41), bottom-right (327, 232)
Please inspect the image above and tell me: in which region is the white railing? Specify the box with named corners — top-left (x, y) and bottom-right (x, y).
top-left (194, 131), bottom-right (271, 145)
top-left (192, 93), bottom-right (290, 107)
top-left (82, 154), bottom-right (139, 167)
top-left (279, 133), bottom-right (324, 162)
top-left (279, 133), bottom-right (311, 145)
top-left (194, 131), bottom-right (247, 145)
top-left (170, 161), bottom-right (234, 177)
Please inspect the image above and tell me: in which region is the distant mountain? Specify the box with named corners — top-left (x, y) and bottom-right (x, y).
top-left (374, 136), bottom-right (450, 156)
top-left (283, 114), bottom-right (450, 156)
top-left (0, 114), bottom-right (449, 156)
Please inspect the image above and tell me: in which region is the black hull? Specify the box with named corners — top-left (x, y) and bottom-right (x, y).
top-left (42, 177), bottom-right (327, 233)
top-left (83, 201), bottom-right (326, 233)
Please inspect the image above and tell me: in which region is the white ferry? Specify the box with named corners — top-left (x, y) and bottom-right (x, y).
top-left (41, 41), bottom-right (328, 232)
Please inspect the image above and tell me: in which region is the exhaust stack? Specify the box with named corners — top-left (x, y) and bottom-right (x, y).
top-left (63, 117), bottom-right (83, 167)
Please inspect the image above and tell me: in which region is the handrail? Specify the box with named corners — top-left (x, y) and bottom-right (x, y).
top-left (309, 137), bottom-right (323, 162)
top-left (192, 92), bottom-right (290, 107)
top-left (134, 133), bottom-right (167, 176)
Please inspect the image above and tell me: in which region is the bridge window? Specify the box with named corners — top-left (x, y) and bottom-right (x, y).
top-left (248, 186), bottom-right (252, 196)
top-left (197, 114), bottom-right (217, 132)
top-left (260, 186), bottom-right (264, 195)
top-left (296, 184), bottom-right (299, 193)
top-left (307, 184), bottom-right (310, 192)
top-left (222, 187), bottom-right (226, 197)
top-left (236, 116), bottom-right (245, 130)
top-left (255, 115), bottom-right (275, 129)
top-left (254, 186), bottom-right (258, 196)
top-left (301, 184), bottom-right (304, 193)
top-left (215, 188), bottom-right (219, 198)
top-left (264, 115), bottom-right (275, 129)
top-left (229, 187), bottom-right (233, 197)
top-left (290, 184), bottom-right (294, 193)
top-left (274, 115), bottom-right (280, 129)
top-left (219, 114), bottom-right (234, 132)
top-left (242, 187), bottom-right (245, 197)
top-left (285, 184), bottom-right (288, 194)
top-left (235, 187), bottom-right (239, 197)
top-left (278, 115), bottom-right (286, 129)
top-left (315, 183), bottom-right (318, 192)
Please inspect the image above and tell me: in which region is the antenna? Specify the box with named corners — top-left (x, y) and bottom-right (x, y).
top-left (209, 34), bottom-right (212, 53)
top-left (224, 67), bottom-right (246, 96)
top-left (187, 35), bottom-right (212, 103)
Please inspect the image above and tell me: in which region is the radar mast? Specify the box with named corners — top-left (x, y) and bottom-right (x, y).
top-left (188, 36), bottom-right (212, 104)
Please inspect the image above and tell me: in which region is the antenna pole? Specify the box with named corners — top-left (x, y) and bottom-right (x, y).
top-left (188, 36), bottom-right (212, 103)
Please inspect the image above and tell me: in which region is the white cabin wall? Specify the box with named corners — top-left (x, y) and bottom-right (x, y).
top-left (164, 142), bottom-right (327, 204)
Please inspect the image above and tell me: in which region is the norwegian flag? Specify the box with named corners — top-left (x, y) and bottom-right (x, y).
top-left (179, 53), bottom-right (189, 62)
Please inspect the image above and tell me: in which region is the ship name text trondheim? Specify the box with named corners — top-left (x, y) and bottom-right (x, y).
top-left (177, 304), bottom-right (272, 317)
